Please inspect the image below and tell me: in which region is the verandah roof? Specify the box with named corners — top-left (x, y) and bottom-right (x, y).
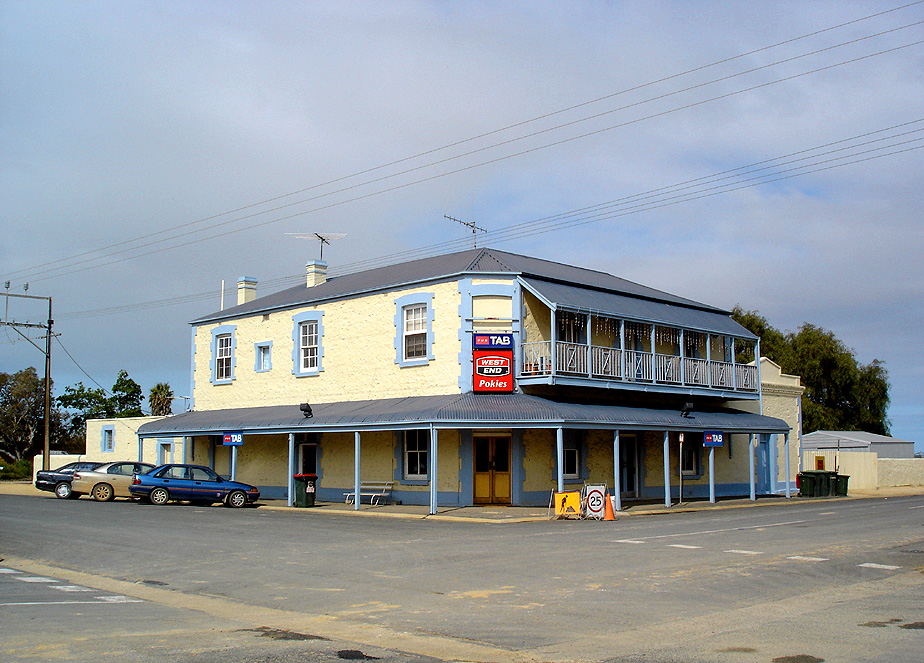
top-left (137, 392), bottom-right (789, 438)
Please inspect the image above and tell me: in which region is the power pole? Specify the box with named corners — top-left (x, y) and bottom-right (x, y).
top-left (445, 215), bottom-right (486, 248)
top-left (1, 289), bottom-right (54, 470)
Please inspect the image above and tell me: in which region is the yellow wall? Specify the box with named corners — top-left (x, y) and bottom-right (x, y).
top-left (193, 281), bottom-right (463, 409)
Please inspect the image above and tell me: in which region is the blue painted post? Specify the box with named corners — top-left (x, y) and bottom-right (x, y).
top-left (287, 433), bottom-right (295, 507)
top-left (429, 426), bottom-right (438, 515)
top-left (354, 432), bottom-right (361, 511)
top-left (783, 433), bottom-right (791, 498)
top-left (137, 435), bottom-right (143, 463)
top-left (663, 431), bottom-right (671, 508)
top-left (749, 434), bottom-right (756, 501)
top-left (556, 428), bottom-right (564, 493)
top-left (231, 445), bottom-right (237, 481)
top-left (709, 447), bottom-right (716, 503)
top-left (613, 431), bottom-right (622, 512)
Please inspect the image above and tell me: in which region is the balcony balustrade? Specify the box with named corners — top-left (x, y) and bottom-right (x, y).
top-left (520, 340), bottom-right (758, 393)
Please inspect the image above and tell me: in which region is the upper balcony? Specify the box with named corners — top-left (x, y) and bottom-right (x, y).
top-left (518, 306), bottom-right (760, 399)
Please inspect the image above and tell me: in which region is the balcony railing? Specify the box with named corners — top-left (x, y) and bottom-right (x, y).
top-left (520, 341), bottom-right (758, 392)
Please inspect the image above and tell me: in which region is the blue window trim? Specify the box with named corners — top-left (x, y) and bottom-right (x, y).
top-left (394, 293), bottom-right (434, 367)
top-left (393, 430), bottom-right (430, 485)
top-left (210, 325), bottom-right (237, 385)
top-left (555, 429), bottom-right (588, 485)
top-left (100, 425), bottom-right (115, 454)
top-left (254, 341), bottom-right (273, 373)
top-left (457, 279), bottom-right (521, 391)
top-left (291, 311), bottom-right (324, 377)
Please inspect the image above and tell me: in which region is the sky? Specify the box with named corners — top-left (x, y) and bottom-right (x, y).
top-left (1, 1), bottom-right (922, 453)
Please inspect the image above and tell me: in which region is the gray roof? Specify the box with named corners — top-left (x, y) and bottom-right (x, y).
top-left (138, 393), bottom-right (789, 437)
top-left (522, 278), bottom-right (754, 338)
top-left (193, 247), bottom-right (732, 325)
top-left (801, 430), bottom-right (914, 447)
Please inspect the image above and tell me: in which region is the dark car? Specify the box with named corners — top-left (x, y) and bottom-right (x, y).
top-left (129, 463), bottom-right (260, 508)
top-left (34, 461), bottom-right (106, 499)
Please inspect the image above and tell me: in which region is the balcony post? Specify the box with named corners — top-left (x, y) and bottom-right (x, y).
top-left (706, 333), bottom-right (712, 387)
top-left (679, 328), bottom-right (686, 385)
top-left (586, 312), bottom-right (592, 378)
top-left (550, 308), bottom-right (558, 376)
top-left (731, 337), bottom-right (737, 390)
top-left (619, 319), bottom-right (626, 380)
top-left (650, 324), bottom-right (656, 383)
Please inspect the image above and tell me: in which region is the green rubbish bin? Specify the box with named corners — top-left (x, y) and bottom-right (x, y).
top-left (293, 474), bottom-right (317, 507)
top-left (798, 472), bottom-right (815, 498)
top-left (835, 474), bottom-right (849, 496)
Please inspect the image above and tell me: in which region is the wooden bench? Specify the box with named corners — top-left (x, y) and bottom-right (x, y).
top-left (343, 481), bottom-right (393, 506)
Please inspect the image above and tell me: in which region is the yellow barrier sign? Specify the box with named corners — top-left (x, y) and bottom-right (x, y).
top-left (554, 491), bottom-right (582, 518)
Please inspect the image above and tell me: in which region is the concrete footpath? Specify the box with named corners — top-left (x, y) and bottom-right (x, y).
top-left (4, 479), bottom-right (923, 523)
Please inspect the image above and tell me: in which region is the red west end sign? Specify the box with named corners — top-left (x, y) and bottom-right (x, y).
top-left (473, 350), bottom-right (514, 392)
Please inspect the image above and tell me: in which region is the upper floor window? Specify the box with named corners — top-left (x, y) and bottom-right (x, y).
top-left (403, 305), bottom-right (427, 360)
top-left (216, 334), bottom-right (232, 380)
top-left (292, 311), bottom-right (324, 377)
top-left (254, 341), bottom-right (272, 373)
top-left (210, 325), bottom-right (236, 384)
top-left (394, 293), bottom-right (434, 367)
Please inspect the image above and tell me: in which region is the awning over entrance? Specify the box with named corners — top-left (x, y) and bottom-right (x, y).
top-left (137, 392), bottom-right (789, 437)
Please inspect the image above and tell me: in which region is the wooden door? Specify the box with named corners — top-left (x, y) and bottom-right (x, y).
top-left (473, 437), bottom-right (511, 504)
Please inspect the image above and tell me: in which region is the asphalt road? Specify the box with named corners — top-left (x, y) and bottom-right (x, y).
top-left (2, 492), bottom-right (923, 662)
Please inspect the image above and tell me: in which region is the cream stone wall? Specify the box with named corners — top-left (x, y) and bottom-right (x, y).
top-left (522, 290), bottom-right (551, 344)
top-left (522, 429), bottom-right (555, 494)
top-left (193, 281), bottom-right (463, 409)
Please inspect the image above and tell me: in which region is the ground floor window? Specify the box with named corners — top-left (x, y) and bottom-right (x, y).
top-left (405, 430), bottom-right (428, 479)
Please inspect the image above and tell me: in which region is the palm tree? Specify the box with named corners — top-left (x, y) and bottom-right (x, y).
top-left (148, 383), bottom-right (174, 417)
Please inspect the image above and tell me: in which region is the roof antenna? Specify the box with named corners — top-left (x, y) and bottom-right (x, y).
top-left (285, 232), bottom-right (347, 260)
top-left (445, 215), bottom-right (485, 248)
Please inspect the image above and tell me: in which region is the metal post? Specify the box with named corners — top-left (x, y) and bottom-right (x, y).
top-left (709, 447), bottom-right (716, 503)
top-left (287, 433), bottom-right (295, 507)
top-left (748, 434), bottom-right (756, 501)
top-left (663, 431), bottom-right (671, 507)
top-left (42, 298), bottom-right (52, 472)
top-left (354, 432), bottom-right (361, 511)
top-left (137, 434), bottom-right (143, 463)
top-left (230, 445), bottom-right (237, 481)
top-left (556, 427), bottom-right (564, 493)
top-left (783, 433), bottom-right (791, 498)
top-left (613, 430), bottom-right (622, 512)
top-left (429, 426), bottom-right (438, 515)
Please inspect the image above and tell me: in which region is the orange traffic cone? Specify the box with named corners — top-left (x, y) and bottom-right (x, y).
top-left (604, 493), bottom-right (616, 521)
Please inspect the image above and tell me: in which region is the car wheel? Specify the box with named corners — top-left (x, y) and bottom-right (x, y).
top-left (149, 487), bottom-right (170, 506)
top-left (226, 490), bottom-right (247, 508)
top-left (91, 483), bottom-right (115, 502)
top-left (54, 482), bottom-right (72, 499)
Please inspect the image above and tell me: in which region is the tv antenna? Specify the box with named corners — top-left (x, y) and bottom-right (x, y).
top-left (285, 232), bottom-right (347, 260)
top-left (445, 215), bottom-right (486, 248)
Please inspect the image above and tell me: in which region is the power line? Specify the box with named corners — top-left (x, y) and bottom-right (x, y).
top-left (51, 120), bottom-right (924, 321)
top-left (4, 7), bottom-right (922, 284)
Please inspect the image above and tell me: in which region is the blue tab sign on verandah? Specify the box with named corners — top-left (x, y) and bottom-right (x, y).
top-left (222, 431), bottom-right (244, 446)
top-left (703, 430), bottom-right (725, 447)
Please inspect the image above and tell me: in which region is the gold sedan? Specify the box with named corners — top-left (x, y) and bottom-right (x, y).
top-left (70, 461), bottom-right (156, 501)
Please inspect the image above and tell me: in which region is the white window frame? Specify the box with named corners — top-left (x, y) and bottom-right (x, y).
top-left (563, 445), bottom-right (580, 479)
top-left (300, 320), bottom-right (319, 371)
top-left (404, 430), bottom-right (428, 480)
top-left (215, 332), bottom-right (233, 382)
top-left (254, 341), bottom-right (272, 373)
top-left (403, 305), bottom-right (427, 361)
top-left (394, 293), bottom-right (434, 367)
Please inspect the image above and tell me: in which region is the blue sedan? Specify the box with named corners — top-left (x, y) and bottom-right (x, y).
top-left (130, 464), bottom-right (260, 507)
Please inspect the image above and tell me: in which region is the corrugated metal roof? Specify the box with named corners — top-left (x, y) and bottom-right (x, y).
top-left (138, 393), bottom-right (789, 437)
top-left (522, 278), bottom-right (755, 338)
top-left (192, 248), bottom-right (727, 325)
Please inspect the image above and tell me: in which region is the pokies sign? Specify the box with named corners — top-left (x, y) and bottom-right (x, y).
top-left (472, 333), bottom-right (514, 393)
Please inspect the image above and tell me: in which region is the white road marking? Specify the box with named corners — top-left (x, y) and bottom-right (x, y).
top-left (53, 585), bottom-right (95, 592)
top-left (724, 549), bottom-right (763, 555)
top-left (667, 544), bottom-right (702, 549)
top-left (14, 576), bottom-right (56, 583)
top-left (858, 563), bottom-right (901, 570)
top-left (787, 555), bottom-right (829, 562)
top-left (95, 595), bottom-right (144, 603)
top-left (909, 505), bottom-right (924, 509)
top-left (0, 568), bottom-right (22, 574)
top-left (616, 519), bottom-right (808, 542)
top-left (613, 539), bottom-right (645, 544)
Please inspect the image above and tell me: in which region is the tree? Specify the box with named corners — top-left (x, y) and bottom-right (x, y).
top-left (732, 308), bottom-right (890, 435)
top-left (0, 368), bottom-right (76, 461)
top-left (149, 382), bottom-right (174, 416)
top-left (57, 369), bottom-right (145, 441)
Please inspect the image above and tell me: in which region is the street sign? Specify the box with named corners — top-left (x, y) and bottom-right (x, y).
top-left (222, 431), bottom-right (243, 446)
top-left (584, 485), bottom-right (607, 519)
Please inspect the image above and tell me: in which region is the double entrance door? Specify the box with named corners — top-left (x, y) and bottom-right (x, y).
top-left (473, 436), bottom-right (510, 504)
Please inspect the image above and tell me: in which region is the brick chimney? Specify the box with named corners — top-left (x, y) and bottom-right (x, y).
top-left (237, 276), bottom-right (257, 305)
top-left (306, 260), bottom-right (327, 287)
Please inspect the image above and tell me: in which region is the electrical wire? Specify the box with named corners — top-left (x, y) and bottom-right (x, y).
top-left (4, 6), bottom-right (922, 284)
